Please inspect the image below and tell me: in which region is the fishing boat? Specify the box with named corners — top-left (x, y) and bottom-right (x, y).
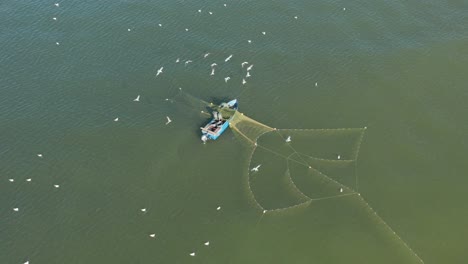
top-left (200, 99), bottom-right (238, 143)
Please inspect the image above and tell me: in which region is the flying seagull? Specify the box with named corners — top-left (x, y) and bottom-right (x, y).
top-left (204, 53), bottom-right (210, 58)
top-left (210, 68), bottom-right (215, 76)
top-left (114, 117), bottom-right (119, 122)
top-left (156, 67), bottom-right (163, 77)
top-left (242, 79), bottom-right (246, 85)
top-left (225, 55), bottom-right (233, 62)
top-left (262, 31), bottom-right (266, 35)
top-left (166, 116), bottom-right (172, 125)
top-left (134, 95), bottom-right (140, 102)
top-left (176, 58), bottom-right (180, 63)
top-left (54, 3), bottom-right (59, 7)
top-left (185, 60), bottom-right (192, 66)
top-left (246, 72), bottom-right (251, 78)
top-left (241, 62), bottom-right (249, 67)
top-left (224, 77), bottom-right (230, 83)
top-left (246, 64), bottom-right (254, 71)
top-left (251, 164), bottom-right (261, 172)
top-left (211, 63), bottom-right (217, 67)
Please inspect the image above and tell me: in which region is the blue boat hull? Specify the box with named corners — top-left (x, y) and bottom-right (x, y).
top-left (202, 119), bottom-right (230, 140)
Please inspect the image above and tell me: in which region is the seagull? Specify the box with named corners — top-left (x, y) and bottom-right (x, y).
top-left (26, 178), bottom-right (32, 182)
top-left (285, 136), bottom-right (291, 142)
top-left (156, 67), bottom-right (163, 77)
top-left (55, 3), bottom-right (59, 7)
top-left (241, 62), bottom-right (248, 67)
top-left (246, 72), bottom-right (251, 78)
top-left (198, 9), bottom-right (202, 13)
top-left (37, 154), bottom-right (43, 158)
top-left (185, 60), bottom-right (192, 66)
top-left (204, 241), bottom-right (210, 246)
top-left (251, 164), bottom-right (261, 172)
top-left (114, 117), bottom-right (119, 122)
top-left (9, 178), bottom-right (14, 182)
top-left (127, 28), bottom-right (131, 31)
top-left (210, 63), bottom-right (217, 67)
top-left (13, 208), bottom-right (19, 212)
top-left (140, 208), bottom-right (147, 212)
top-left (343, 7), bottom-right (346, 11)
top-left (337, 155), bottom-right (341, 160)
top-left (263, 210), bottom-right (267, 214)
top-left (166, 116), bottom-right (172, 125)
top-left (209, 11), bottom-right (213, 15)
top-left (54, 184), bottom-right (60, 188)
top-left (185, 28), bottom-right (189, 31)
top-left (53, 17), bottom-right (57, 21)
top-left (242, 79), bottom-right (246, 85)
top-left (224, 4), bottom-right (227, 7)
top-left (262, 31), bottom-right (266, 35)
top-left (247, 40), bottom-right (252, 43)
top-left (176, 58), bottom-right (180, 63)
top-left (210, 68), bottom-right (215, 76)
top-left (158, 23), bottom-right (162, 27)
top-left (56, 42), bottom-right (60, 45)
top-left (246, 64), bottom-right (254, 71)
top-left (224, 55), bottom-right (233, 62)
top-left (224, 77), bottom-right (230, 83)
top-left (149, 233), bottom-right (156, 238)
top-left (190, 252), bottom-right (196, 257)
top-left (133, 95), bottom-right (140, 102)
top-left (294, 16), bottom-right (298, 19)
top-left (203, 53), bottom-right (210, 58)
top-left (216, 206), bottom-right (221, 211)
top-left (339, 187), bottom-right (344, 193)
top-left (315, 82), bottom-right (318, 87)
top-left (24, 261), bottom-right (29, 264)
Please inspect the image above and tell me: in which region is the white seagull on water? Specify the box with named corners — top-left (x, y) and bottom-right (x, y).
top-left (285, 136), bottom-right (291, 142)
top-left (133, 95), bottom-right (140, 102)
top-left (242, 79), bottom-right (246, 85)
top-left (210, 68), bottom-right (215, 76)
top-left (55, 3), bottom-right (59, 7)
top-left (216, 206), bottom-right (221, 210)
top-left (251, 164), bottom-right (261, 172)
top-left (224, 77), bottom-right (230, 83)
top-left (204, 53), bottom-right (210, 58)
top-left (37, 154), bottom-right (43, 158)
top-left (185, 60), bottom-right (192, 66)
top-left (225, 55), bottom-right (233, 62)
top-left (156, 67), bottom-right (163, 77)
top-left (149, 233), bottom-right (156, 238)
top-left (246, 72), bottom-right (251, 78)
top-left (176, 58), bottom-right (180, 63)
top-left (114, 117), bottom-right (119, 122)
top-left (204, 241), bottom-right (210, 246)
top-left (190, 252), bottom-right (196, 257)
top-left (141, 208), bottom-right (147, 212)
top-left (166, 116), bottom-right (172, 125)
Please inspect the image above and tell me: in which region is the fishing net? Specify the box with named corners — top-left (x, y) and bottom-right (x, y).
top-left (170, 89), bottom-right (424, 263)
